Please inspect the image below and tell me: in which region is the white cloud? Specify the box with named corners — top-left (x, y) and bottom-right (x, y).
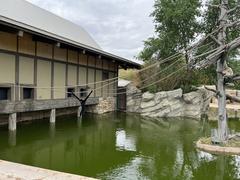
top-left (26, 0), bottom-right (155, 61)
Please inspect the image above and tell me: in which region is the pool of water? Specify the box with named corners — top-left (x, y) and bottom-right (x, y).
top-left (0, 113), bottom-right (240, 179)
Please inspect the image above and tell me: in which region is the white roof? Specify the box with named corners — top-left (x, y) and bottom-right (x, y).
top-left (0, 0), bottom-right (101, 50)
top-left (0, 0), bottom-right (141, 68)
top-left (118, 79), bottom-right (131, 87)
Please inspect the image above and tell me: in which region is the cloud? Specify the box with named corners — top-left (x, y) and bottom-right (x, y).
top-left (26, 0), bottom-right (155, 61)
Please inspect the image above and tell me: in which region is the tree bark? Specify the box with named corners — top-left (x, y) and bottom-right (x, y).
top-left (217, 0), bottom-right (229, 142)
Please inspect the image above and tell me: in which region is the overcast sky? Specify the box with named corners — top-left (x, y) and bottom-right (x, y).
top-left (26, 0), bottom-right (155, 61)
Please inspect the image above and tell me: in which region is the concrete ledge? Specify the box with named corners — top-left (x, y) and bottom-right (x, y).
top-left (0, 160), bottom-right (97, 180)
top-left (196, 140), bottom-right (240, 155)
top-left (0, 98), bottom-right (99, 114)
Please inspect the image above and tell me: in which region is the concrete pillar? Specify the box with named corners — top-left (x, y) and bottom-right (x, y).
top-left (8, 130), bottom-right (16, 146)
top-left (49, 123), bottom-right (56, 139)
top-left (8, 113), bottom-right (17, 131)
top-left (77, 118), bottom-right (82, 128)
top-left (77, 106), bottom-right (82, 118)
top-left (50, 109), bottom-right (56, 123)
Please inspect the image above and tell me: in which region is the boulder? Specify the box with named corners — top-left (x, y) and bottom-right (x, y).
top-left (142, 92), bottom-right (155, 102)
top-left (166, 89), bottom-right (183, 99)
top-left (140, 100), bottom-right (156, 109)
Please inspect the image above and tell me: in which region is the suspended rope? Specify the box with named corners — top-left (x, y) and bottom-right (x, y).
top-left (12, 41), bottom-right (216, 96)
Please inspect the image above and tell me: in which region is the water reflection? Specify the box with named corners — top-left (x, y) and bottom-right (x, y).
top-left (0, 113), bottom-right (240, 179)
top-left (8, 130), bottom-right (16, 146)
top-left (49, 123), bottom-right (55, 139)
top-left (197, 150), bottom-right (215, 162)
top-left (116, 129), bottom-right (136, 152)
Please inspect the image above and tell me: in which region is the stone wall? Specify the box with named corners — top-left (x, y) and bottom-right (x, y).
top-left (86, 97), bottom-right (117, 114)
top-left (126, 83), bottom-right (214, 119)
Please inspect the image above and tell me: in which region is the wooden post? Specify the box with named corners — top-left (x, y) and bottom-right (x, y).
top-left (217, 0), bottom-right (229, 142)
top-left (50, 109), bottom-right (56, 123)
top-left (8, 113), bottom-right (17, 131)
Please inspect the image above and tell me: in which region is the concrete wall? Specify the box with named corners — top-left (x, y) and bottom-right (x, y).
top-left (68, 49), bottom-right (78, 64)
top-left (95, 70), bottom-right (102, 97)
top-left (86, 97), bottom-right (117, 114)
top-left (79, 67), bottom-right (87, 85)
top-left (37, 60), bottom-right (52, 100)
top-left (36, 42), bottom-right (53, 59)
top-left (19, 33), bottom-right (35, 55)
top-left (0, 27), bottom-right (119, 115)
top-left (54, 46), bottom-right (67, 62)
top-left (88, 68), bottom-right (95, 97)
top-left (67, 65), bottom-right (77, 86)
top-left (0, 53), bottom-right (15, 84)
top-left (53, 62), bottom-right (66, 99)
top-left (0, 31), bottom-right (17, 51)
top-left (19, 56), bottom-right (34, 85)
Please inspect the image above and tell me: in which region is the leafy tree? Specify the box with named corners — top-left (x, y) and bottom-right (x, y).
top-left (139, 0), bottom-right (201, 62)
top-left (203, 0), bottom-right (240, 58)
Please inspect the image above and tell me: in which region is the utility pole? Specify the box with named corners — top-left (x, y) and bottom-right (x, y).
top-left (217, 0), bottom-right (228, 142)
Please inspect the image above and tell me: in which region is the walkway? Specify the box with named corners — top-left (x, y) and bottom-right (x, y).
top-left (0, 160), bottom-right (96, 180)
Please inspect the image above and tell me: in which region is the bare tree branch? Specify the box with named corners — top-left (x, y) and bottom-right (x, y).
top-left (186, 27), bottom-right (222, 51)
top-left (227, 5), bottom-right (240, 14)
top-left (205, 86), bottom-right (240, 103)
top-left (191, 46), bottom-right (226, 69)
top-left (210, 35), bottom-right (222, 45)
top-left (206, 4), bottom-right (220, 8)
top-left (225, 74), bottom-right (240, 82)
top-left (226, 19), bottom-right (240, 28)
top-left (190, 35), bottom-right (240, 70)
top-left (228, 36), bottom-right (240, 51)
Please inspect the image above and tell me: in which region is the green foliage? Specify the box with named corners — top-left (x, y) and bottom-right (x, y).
top-left (139, 0), bottom-right (201, 61)
top-left (203, 0), bottom-right (240, 57)
top-left (138, 0), bottom-right (240, 92)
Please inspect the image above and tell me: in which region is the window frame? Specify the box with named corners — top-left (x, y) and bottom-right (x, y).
top-left (0, 85), bottom-right (13, 102)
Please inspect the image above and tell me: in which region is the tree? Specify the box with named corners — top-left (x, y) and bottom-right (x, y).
top-left (203, 0), bottom-right (240, 58)
top-left (139, 0), bottom-right (201, 62)
top-left (190, 0), bottom-right (240, 142)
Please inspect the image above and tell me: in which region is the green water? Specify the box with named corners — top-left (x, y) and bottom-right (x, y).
top-left (0, 113), bottom-right (240, 180)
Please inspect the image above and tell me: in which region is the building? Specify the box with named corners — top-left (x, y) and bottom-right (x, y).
top-left (0, 0), bottom-right (140, 127)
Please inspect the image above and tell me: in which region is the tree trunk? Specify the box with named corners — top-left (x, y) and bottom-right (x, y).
top-left (217, 0), bottom-right (229, 142)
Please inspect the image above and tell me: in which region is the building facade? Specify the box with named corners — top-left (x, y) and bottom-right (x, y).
top-left (0, 0), bottom-right (139, 125)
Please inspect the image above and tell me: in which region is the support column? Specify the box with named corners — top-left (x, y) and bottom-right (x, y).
top-left (77, 106), bottom-right (82, 118)
top-left (50, 109), bottom-right (56, 123)
top-left (8, 130), bottom-right (16, 146)
top-left (8, 113), bottom-right (17, 131)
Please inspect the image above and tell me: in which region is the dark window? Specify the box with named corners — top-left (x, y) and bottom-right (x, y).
top-left (0, 87), bottom-right (10, 100)
top-left (67, 88), bottom-right (75, 98)
top-left (80, 88), bottom-right (87, 98)
top-left (102, 71), bottom-right (109, 80)
top-left (23, 88), bottom-right (34, 99)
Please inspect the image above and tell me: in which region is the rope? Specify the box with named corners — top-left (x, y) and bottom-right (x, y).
top-left (11, 41), bottom-right (218, 96)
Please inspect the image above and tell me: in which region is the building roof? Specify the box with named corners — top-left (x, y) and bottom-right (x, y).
top-left (118, 79), bottom-right (131, 87)
top-left (0, 0), bottom-right (140, 68)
